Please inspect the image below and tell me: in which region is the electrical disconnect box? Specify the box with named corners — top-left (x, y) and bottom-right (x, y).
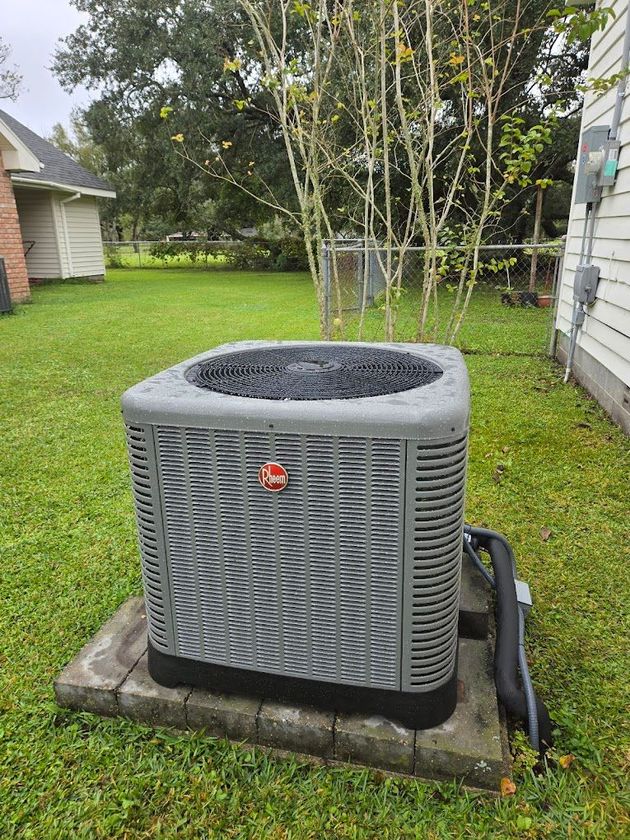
top-left (574, 125), bottom-right (611, 204)
top-left (599, 139), bottom-right (621, 186)
top-left (574, 263), bottom-right (600, 305)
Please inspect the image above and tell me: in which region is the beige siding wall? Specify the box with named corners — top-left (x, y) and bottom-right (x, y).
top-left (51, 193), bottom-right (71, 278)
top-left (557, 0), bottom-right (630, 388)
top-left (13, 187), bottom-right (62, 278)
top-left (62, 196), bottom-right (105, 277)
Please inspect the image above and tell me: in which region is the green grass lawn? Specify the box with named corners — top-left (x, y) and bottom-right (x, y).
top-left (1, 268), bottom-right (628, 838)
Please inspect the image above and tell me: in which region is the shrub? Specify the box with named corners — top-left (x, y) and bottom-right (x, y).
top-left (274, 237), bottom-right (309, 271)
top-left (145, 237), bottom-right (308, 271)
top-left (221, 240), bottom-right (273, 270)
top-left (104, 245), bottom-right (124, 269)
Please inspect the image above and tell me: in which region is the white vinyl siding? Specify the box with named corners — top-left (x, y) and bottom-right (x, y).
top-left (13, 187), bottom-right (62, 278)
top-left (557, 0), bottom-right (630, 389)
top-left (62, 197), bottom-right (105, 277)
top-left (51, 193), bottom-right (71, 278)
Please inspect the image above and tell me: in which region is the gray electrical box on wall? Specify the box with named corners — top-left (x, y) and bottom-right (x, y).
top-left (574, 125), bottom-right (610, 204)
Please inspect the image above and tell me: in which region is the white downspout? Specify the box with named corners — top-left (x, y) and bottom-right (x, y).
top-left (59, 192), bottom-right (81, 278)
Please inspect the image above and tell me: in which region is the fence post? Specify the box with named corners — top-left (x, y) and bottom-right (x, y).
top-left (356, 248), bottom-right (364, 313)
top-left (548, 249), bottom-right (564, 358)
top-left (322, 241), bottom-right (331, 340)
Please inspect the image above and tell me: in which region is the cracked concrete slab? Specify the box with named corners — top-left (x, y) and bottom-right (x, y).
top-left (54, 597), bottom-right (147, 716)
top-left (414, 638), bottom-right (507, 787)
top-left (335, 712), bottom-right (415, 774)
top-left (258, 700), bottom-right (335, 758)
top-left (54, 571), bottom-right (508, 790)
top-left (187, 688), bottom-right (260, 741)
top-left (118, 651), bottom-right (190, 728)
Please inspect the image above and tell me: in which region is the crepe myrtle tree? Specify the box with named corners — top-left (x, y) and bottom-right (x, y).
top-left (170, 0), bottom-right (613, 341)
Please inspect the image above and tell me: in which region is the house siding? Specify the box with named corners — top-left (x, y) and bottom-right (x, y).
top-left (557, 0), bottom-right (630, 432)
top-left (62, 197), bottom-right (105, 277)
top-left (14, 187), bottom-right (63, 278)
top-left (14, 190), bottom-right (106, 280)
top-left (51, 194), bottom-right (71, 278)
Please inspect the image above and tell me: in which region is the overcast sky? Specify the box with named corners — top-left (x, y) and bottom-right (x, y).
top-left (2, 0), bottom-right (91, 136)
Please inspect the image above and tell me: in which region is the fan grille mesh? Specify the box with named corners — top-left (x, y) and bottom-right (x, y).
top-left (186, 345), bottom-right (443, 400)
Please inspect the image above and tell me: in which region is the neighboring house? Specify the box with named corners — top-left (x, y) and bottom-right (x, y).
top-left (556, 0), bottom-right (630, 433)
top-left (238, 226), bottom-right (258, 238)
top-left (165, 231), bottom-right (205, 241)
top-left (0, 109), bottom-right (115, 304)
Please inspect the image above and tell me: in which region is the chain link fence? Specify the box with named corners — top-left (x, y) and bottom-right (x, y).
top-left (103, 238), bottom-right (309, 272)
top-left (103, 239), bottom-right (563, 356)
top-left (322, 241), bottom-right (563, 355)
top-left (104, 241), bottom-right (234, 269)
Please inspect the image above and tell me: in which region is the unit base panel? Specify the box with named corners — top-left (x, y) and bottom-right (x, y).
top-left (147, 640), bottom-right (458, 730)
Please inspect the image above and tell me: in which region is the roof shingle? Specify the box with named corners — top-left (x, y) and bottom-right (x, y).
top-left (0, 109), bottom-right (114, 194)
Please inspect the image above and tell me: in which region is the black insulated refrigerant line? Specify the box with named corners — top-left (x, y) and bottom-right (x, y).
top-left (463, 526), bottom-right (553, 753)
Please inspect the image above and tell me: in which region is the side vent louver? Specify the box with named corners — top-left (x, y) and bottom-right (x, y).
top-left (403, 436), bottom-right (467, 690)
top-left (125, 424), bottom-right (169, 650)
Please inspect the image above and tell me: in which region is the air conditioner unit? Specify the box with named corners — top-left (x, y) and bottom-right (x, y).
top-left (122, 341), bottom-right (470, 729)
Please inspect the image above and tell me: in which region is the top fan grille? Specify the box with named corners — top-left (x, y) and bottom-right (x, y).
top-left (185, 345), bottom-right (443, 400)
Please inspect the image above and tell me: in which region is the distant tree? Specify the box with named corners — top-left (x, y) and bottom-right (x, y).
top-left (0, 37), bottom-right (21, 101)
top-left (52, 0), bottom-right (297, 239)
top-left (48, 109), bottom-right (107, 175)
top-left (52, 0), bottom-right (613, 305)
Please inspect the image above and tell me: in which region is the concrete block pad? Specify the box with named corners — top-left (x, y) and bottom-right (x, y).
top-left (186, 688), bottom-right (260, 742)
top-left (118, 652), bottom-right (189, 729)
top-left (258, 700), bottom-right (334, 758)
top-left (55, 597), bottom-right (509, 787)
top-left (54, 597), bottom-right (147, 716)
top-left (415, 637), bottom-right (507, 790)
top-left (335, 713), bottom-right (414, 774)
top-left (459, 552), bottom-right (492, 639)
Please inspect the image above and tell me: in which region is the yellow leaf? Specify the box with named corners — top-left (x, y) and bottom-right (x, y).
top-left (159, 106), bottom-right (173, 120)
top-left (222, 140), bottom-right (233, 149)
top-left (397, 43), bottom-right (414, 61)
top-left (223, 57), bottom-right (242, 72)
top-left (559, 754), bottom-right (575, 769)
top-left (500, 777), bottom-right (516, 797)
top-left (450, 71), bottom-right (469, 85)
top-left (449, 54), bottom-right (465, 66)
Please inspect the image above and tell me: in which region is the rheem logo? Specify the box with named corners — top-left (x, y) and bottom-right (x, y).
top-left (258, 462), bottom-right (289, 492)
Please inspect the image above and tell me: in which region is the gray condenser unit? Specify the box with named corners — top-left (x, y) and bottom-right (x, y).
top-left (122, 341), bottom-right (470, 728)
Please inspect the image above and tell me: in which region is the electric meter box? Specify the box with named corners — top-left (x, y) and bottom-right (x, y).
top-left (574, 125), bottom-right (610, 204)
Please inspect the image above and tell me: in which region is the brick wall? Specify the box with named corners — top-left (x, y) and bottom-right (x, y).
top-left (0, 158), bottom-right (30, 303)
